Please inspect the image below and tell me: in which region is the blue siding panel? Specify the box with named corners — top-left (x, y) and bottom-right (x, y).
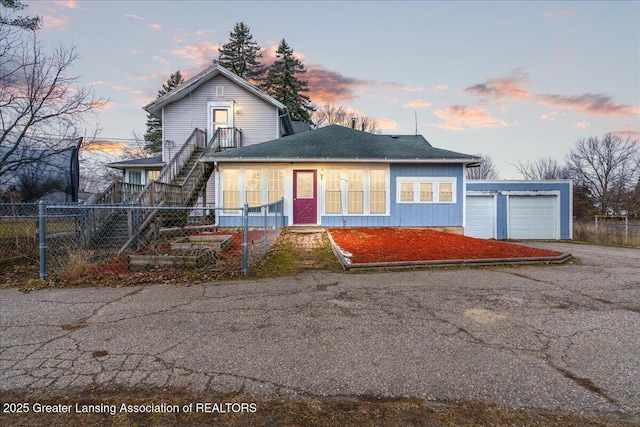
top-left (389, 163), bottom-right (464, 227)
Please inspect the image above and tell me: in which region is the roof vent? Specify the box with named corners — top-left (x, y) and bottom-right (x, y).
top-left (391, 135), bottom-right (398, 139)
top-left (351, 117), bottom-right (356, 129)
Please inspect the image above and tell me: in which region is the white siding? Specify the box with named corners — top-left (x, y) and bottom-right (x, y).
top-left (162, 75), bottom-right (280, 161)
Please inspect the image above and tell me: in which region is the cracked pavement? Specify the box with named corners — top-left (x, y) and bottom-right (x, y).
top-left (1, 242), bottom-right (638, 417)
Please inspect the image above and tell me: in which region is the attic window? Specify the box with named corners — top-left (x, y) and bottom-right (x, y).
top-left (216, 86), bottom-right (224, 97)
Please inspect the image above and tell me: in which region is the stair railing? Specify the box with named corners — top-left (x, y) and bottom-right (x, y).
top-left (156, 128), bottom-right (206, 185)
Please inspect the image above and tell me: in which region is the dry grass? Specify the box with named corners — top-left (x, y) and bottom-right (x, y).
top-left (1, 389), bottom-right (636, 427)
top-left (56, 249), bottom-right (94, 282)
top-left (573, 221), bottom-right (640, 248)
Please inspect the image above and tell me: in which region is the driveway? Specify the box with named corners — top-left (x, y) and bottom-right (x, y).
top-left (1, 242), bottom-right (638, 417)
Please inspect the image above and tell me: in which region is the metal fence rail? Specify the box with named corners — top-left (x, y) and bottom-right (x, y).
top-left (0, 199), bottom-right (284, 280)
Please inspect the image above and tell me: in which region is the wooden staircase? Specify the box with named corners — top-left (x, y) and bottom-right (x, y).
top-left (90, 128), bottom-right (215, 252)
top-left (90, 127), bottom-right (243, 253)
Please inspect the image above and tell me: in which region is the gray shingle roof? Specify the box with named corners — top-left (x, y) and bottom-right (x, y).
top-left (202, 125), bottom-right (480, 163)
top-left (107, 155), bottom-right (163, 169)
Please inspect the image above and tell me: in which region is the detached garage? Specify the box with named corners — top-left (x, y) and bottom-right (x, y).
top-left (465, 180), bottom-right (573, 240)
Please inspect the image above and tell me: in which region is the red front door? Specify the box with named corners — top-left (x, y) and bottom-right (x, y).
top-left (293, 170), bottom-right (317, 225)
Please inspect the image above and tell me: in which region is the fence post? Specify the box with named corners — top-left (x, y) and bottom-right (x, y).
top-left (263, 205), bottom-right (268, 255)
top-left (242, 203), bottom-right (249, 275)
top-left (38, 200), bottom-right (48, 280)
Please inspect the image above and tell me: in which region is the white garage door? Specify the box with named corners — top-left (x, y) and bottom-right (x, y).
top-left (508, 195), bottom-right (558, 239)
top-left (465, 195), bottom-right (495, 239)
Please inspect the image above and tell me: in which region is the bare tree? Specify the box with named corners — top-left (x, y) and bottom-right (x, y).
top-left (79, 131), bottom-right (150, 193)
top-left (564, 134), bottom-right (640, 215)
top-left (311, 103), bottom-right (381, 134)
top-left (466, 154), bottom-right (499, 180)
top-left (512, 157), bottom-right (567, 180)
top-left (0, 15), bottom-right (107, 184)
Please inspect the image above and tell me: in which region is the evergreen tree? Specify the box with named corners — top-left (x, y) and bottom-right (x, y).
top-left (216, 22), bottom-right (265, 83)
top-left (144, 70), bottom-right (183, 154)
top-left (1, 0), bottom-right (41, 30)
top-left (263, 39), bottom-right (314, 123)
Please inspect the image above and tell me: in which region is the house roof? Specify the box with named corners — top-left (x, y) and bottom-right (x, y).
top-left (201, 125), bottom-right (481, 164)
top-left (107, 155), bottom-right (164, 170)
top-left (144, 65), bottom-right (287, 118)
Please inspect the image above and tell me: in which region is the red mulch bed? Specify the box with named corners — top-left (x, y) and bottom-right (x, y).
top-left (328, 228), bottom-right (563, 264)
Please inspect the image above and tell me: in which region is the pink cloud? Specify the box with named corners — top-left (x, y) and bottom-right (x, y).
top-left (465, 74), bottom-right (531, 100)
top-left (573, 121), bottom-right (590, 129)
top-left (53, 0), bottom-right (79, 9)
top-left (611, 130), bottom-right (640, 138)
top-left (96, 100), bottom-right (116, 111)
top-left (435, 84), bottom-right (448, 91)
top-left (124, 13), bottom-right (145, 22)
top-left (42, 14), bottom-right (71, 29)
top-left (381, 82), bottom-right (427, 93)
top-left (433, 105), bottom-right (515, 130)
top-left (306, 66), bottom-right (374, 104)
top-left (146, 23), bottom-right (162, 31)
top-left (538, 93), bottom-right (640, 116)
top-left (377, 118), bottom-right (398, 131)
top-left (403, 99), bottom-right (432, 108)
top-left (172, 41), bottom-right (220, 67)
top-left (121, 73), bottom-right (165, 84)
top-left (152, 55), bottom-right (170, 64)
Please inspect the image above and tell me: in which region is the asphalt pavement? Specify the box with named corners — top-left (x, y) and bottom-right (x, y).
top-left (1, 242), bottom-right (638, 417)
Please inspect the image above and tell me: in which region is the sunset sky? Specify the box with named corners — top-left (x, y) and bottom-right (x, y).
top-left (27, 0), bottom-right (640, 178)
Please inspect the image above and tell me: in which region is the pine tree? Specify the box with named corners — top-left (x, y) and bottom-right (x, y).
top-left (263, 39), bottom-right (314, 123)
top-left (144, 71), bottom-right (184, 154)
top-left (216, 22), bottom-right (265, 83)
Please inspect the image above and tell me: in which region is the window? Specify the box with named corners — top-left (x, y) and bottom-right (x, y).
top-left (397, 178), bottom-right (456, 203)
top-left (347, 170), bottom-right (364, 214)
top-left (369, 169), bottom-right (386, 214)
top-left (245, 168), bottom-right (262, 207)
top-left (323, 167), bottom-right (388, 215)
top-left (439, 182), bottom-right (453, 202)
top-left (267, 169), bottom-right (283, 203)
top-left (128, 171), bottom-right (142, 185)
top-left (222, 169), bottom-right (239, 213)
top-left (325, 170), bottom-right (342, 214)
top-left (400, 182), bottom-right (414, 202)
top-left (147, 170), bottom-right (160, 182)
top-left (419, 182), bottom-right (433, 202)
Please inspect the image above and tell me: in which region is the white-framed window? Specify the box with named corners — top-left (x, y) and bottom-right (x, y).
top-left (128, 171), bottom-right (142, 185)
top-left (396, 177), bottom-right (457, 203)
top-left (221, 167), bottom-right (285, 214)
top-left (245, 168), bottom-right (262, 207)
top-left (267, 169), bottom-right (284, 203)
top-left (147, 170), bottom-right (160, 182)
top-left (323, 167), bottom-right (389, 215)
top-left (347, 169), bottom-right (364, 214)
top-left (369, 169), bottom-right (386, 214)
top-left (325, 170), bottom-right (342, 214)
top-left (222, 169), bottom-right (239, 213)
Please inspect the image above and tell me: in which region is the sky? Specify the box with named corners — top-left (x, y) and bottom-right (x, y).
top-left (25, 0), bottom-right (640, 179)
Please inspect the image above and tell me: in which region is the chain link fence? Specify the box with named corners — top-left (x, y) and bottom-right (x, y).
top-left (574, 220), bottom-right (640, 247)
top-left (0, 199), bottom-right (284, 281)
top-left (0, 203), bottom-right (40, 266)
